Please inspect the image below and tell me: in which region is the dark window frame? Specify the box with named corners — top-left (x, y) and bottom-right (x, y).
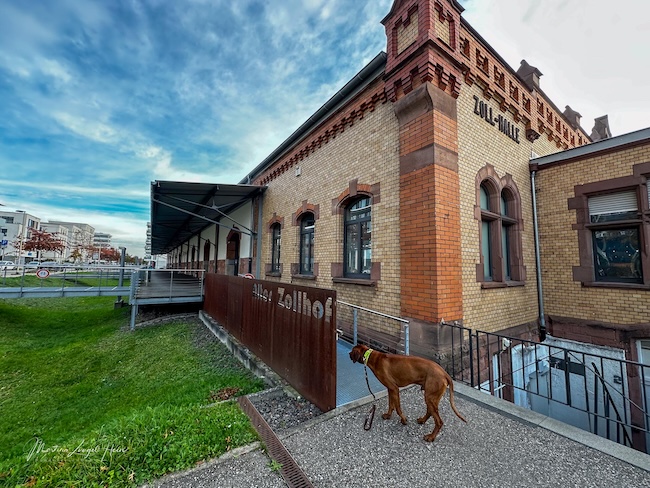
top-left (344, 196), bottom-right (372, 279)
top-left (299, 213), bottom-right (315, 276)
top-left (475, 166), bottom-right (525, 287)
top-left (569, 162), bottom-right (650, 289)
top-left (270, 223), bottom-right (281, 274)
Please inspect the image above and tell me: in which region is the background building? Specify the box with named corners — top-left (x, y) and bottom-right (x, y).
top-left (0, 209), bottom-right (41, 264)
top-left (47, 221), bottom-right (95, 263)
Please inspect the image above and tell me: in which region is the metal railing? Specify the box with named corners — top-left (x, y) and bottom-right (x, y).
top-left (0, 264), bottom-right (133, 297)
top-left (337, 300), bottom-right (410, 355)
top-left (438, 321), bottom-right (650, 454)
top-left (129, 268), bottom-right (205, 330)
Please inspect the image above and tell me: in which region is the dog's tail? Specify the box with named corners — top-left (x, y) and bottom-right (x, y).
top-left (446, 374), bottom-right (467, 423)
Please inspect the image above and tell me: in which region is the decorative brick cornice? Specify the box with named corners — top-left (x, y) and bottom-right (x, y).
top-left (457, 19), bottom-right (589, 150)
top-left (382, 0), bottom-right (589, 150)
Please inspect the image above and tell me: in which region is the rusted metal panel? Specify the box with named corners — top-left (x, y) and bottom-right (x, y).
top-left (203, 274), bottom-right (228, 326)
top-left (203, 274), bottom-right (336, 412)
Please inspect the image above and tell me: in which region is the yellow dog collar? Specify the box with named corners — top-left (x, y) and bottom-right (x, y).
top-left (362, 348), bottom-right (373, 365)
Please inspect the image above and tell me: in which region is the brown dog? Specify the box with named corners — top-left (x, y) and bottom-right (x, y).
top-left (350, 344), bottom-right (466, 442)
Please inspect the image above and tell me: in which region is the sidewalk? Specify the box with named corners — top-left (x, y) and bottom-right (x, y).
top-left (148, 382), bottom-right (650, 487)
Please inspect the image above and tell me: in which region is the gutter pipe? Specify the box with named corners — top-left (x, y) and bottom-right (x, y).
top-left (531, 170), bottom-right (546, 340)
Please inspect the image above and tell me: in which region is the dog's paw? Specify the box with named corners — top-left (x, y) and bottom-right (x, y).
top-left (423, 434), bottom-right (437, 442)
top-left (382, 413), bottom-right (392, 420)
top-left (416, 416), bottom-right (427, 424)
top-left (400, 418), bottom-right (408, 425)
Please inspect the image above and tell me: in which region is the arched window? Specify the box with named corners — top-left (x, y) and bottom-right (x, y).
top-left (299, 213), bottom-right (315, 275)
top-left (344, 197), bottom-right (372, 278)
top-left (270, 223), bottom-right (281, 273)
top-left (476, 168), bottom-right (524, 285)
top-left (480, 183), bottom-right (496, 281)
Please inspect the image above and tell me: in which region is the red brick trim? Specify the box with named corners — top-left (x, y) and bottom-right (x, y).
top-left (292, 202), bottom-right (320, 226)
top-left (267, 213), bottom-right (284, 230)
top-left (332, 179), bottom-right (380, 214)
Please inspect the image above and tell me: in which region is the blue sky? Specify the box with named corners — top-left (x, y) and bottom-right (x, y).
top-left (1, 0), bottom-right (648, 256)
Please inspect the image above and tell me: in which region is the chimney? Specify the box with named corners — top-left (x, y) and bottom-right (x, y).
top-left (562, 105), bottom-right (582, 130)
top-left (516, 60), bottom-right (543, 91)
top-left (590, 115), bottom-right (611, 142)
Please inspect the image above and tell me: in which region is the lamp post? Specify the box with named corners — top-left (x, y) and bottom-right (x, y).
top-left (16, 210), bottom-right (26, 266)
top-left (115, 246), bottom-right (127, 309)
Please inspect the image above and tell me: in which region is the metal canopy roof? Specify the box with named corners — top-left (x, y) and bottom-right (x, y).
top-left (150, 180), bottom-right (265, 255)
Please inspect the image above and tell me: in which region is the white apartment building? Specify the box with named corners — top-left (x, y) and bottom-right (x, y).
top-left (40, 222), bottom-right (70, 261)
top-left (0, 209), bottom-right (41, 264)
top-left (47, 221), bottom-right (95, 263)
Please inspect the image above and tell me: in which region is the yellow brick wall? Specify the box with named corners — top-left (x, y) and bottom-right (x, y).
top-left (261, 99), bottom-right (403, 329)
top-left (397, 10), bottom-right (418, 54)
top-left (435, 13), bottom-right (450, 46)
top-left (456, 84), bottom-right (560, 333)
top-left (535, 144), bottom-right (650, 324)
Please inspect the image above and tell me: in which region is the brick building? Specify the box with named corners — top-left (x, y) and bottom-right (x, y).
top-left (532, 128), bottom-right (650, 365)
top-left (151, 0), bottom-right (648, 364)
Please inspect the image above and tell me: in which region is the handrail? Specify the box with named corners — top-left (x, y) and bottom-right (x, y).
top-left (337, 300), bottom-right (410, 355)
top-left (592, 362), bottom-right (634, 448)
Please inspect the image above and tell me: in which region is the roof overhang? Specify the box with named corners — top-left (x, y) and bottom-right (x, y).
top-left (530, 127), bottom-right (650, 171)
top-left (150, 180), bottom-right (265, 255)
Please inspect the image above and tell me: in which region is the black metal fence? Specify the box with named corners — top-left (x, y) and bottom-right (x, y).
top-left (438, 321), bottom-right (650, 454)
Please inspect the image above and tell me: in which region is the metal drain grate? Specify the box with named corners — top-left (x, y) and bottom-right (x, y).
top-left (238, 396), bottom-right (314, 488)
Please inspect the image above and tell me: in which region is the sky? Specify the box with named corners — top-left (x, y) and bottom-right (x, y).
top-left (0, 0), bottom-right (648, 257)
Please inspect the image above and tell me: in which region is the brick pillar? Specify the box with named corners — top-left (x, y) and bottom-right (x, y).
top-left (395, 82), bottom-right (463, 355)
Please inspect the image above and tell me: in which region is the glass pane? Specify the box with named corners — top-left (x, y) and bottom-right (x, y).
top-left (482, 221), bottom-right (492, 280)
top-left (502, 223), bottom-right (510, 280)
top-left (593, 228), bottom-right (642, 282)
top-left (271, 226), bottom-right (281, 271)
top-left (300, 230), bottom-right (314, 274)
top-left (480, 185), bottom-right (489, 210)
top-left (361, 221), bottom-right (372, 274)
top-left (301, 215), bottom-right (315, 231)
top-left (500, 194), bottom-right (508, 216)
top-left (346, 197), bottom-right (371, 221)
top-left (345, 224), bottom-right (359, 274)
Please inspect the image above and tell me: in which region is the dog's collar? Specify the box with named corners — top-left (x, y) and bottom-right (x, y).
top-left (362, 348), bottom-right (373, 365)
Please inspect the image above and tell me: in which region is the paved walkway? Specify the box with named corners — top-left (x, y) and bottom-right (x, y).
top-left (147, 381), bottom-right (650, 488)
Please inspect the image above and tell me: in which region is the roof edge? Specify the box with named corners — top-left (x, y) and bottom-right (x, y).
top-left (530, 126), bottom-right (650, 170)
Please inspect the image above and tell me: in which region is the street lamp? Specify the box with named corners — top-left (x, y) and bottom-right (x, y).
top-left (115, 246), bottom-right (127, 309)
top-left (16, 210), bottom-right (26, 265)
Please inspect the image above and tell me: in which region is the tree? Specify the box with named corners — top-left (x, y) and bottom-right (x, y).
top-left (101, 247), bottom-right (122, 263)
top-left (19, 229), bottom-right (65, 260)
top-left (70, 249), bottom-right (83, 263)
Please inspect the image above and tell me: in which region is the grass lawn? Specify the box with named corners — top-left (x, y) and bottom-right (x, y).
top-left (0, 297), bottom-right (266, 487)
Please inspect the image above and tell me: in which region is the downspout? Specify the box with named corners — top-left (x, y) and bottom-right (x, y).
top-left (256, 195), bottom-right (263, 278)
top-left (531, 170), bottom-right (546, 340)
top-left (248, 200), bottom-right (254, 274)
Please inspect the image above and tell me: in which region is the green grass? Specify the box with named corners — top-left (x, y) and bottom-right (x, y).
top-left (0, 297), bottom-right (265, 487)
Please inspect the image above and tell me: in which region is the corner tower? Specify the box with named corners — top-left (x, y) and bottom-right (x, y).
top-left (382, 0), bottom-right (465, 354)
